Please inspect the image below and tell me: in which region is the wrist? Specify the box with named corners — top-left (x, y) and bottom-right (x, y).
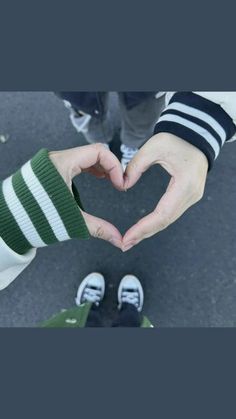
top-left (150, 133), bottom-right (209, 172)
top-left (153, 92), bottom-right (236, 170)
top-left (0, 149), bottom-right (89, 255)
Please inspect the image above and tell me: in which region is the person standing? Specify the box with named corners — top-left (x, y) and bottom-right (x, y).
top-left (57, 92), bottom-right (165, 169)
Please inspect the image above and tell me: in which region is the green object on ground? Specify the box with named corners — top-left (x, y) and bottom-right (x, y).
top-left (41, 303), bottom-right (92, 328)
top-left (41, 303), bottom-right (154, 328)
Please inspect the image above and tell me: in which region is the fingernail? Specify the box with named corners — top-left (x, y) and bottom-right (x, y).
top-left (110, 238), bottom-right (122, 249)
top-left (123, 174), bottom-right (129, 189)
top-left (122, 241), bottom-right (136, 252)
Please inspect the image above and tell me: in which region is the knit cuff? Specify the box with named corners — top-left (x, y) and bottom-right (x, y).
top-left (0, 149), bottom-right (89, 255)
top-left (153, 92), bottom-right (236, 170)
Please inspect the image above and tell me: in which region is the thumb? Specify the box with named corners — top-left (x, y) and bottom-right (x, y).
top-left (124, 147), bottom-right (154, 190)
top-left (81, 210), bottom-right (123, 250)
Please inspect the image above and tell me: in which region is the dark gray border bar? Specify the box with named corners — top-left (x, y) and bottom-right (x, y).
top-left (1, 329), bottom-right (236, 418)
top-left (0, 1), bottom-right (235, 89)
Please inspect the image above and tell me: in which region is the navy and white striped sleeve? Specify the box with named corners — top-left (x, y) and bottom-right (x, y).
top-left (153, 92), bottom-right (236, 169)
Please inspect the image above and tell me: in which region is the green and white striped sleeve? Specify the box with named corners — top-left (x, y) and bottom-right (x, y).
top-left (0, 149), bottom-right (89, 255)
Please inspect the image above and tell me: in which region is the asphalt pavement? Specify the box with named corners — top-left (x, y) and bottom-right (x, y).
top-left (0, 92), bottom-right (236, 327)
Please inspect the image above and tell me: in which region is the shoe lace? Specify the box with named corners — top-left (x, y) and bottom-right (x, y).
top-left (121, 289), bottom-right (139, 308)
top-left (120, 144), bottom-right (138, 161)
top-left (82, 286), bottom-right (102, 305)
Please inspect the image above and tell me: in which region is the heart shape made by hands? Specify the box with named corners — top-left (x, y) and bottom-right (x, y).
top-left (51, 135), bottom-right (208, 252)
top-left (51, 143), bottom-right (165, 252)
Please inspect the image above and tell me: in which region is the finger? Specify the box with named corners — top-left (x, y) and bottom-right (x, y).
top-left (85, 167), bottom-right (106, 179)
top-left (82, 210), bottom-right (123, 250)
top-left (124, 145), bottom-right (156, 189)
top-left (122, 177), bottom-right (192, 250)
top-left (85, 162), bottom-right (117, 180)
top-left (71, 144), bottom-right (124, 191)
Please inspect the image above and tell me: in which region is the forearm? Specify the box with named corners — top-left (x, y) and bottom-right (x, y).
top-left (0, 149), bottom-right (89, 255)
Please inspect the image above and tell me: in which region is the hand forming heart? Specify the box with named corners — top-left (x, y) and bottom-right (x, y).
top-left (50, 134), bottom-right (208, 252)
top-left (49, 143), bottom-right (124, 250)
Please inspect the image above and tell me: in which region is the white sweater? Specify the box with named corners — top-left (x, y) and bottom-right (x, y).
top-left (164, 92), bottom-right (236, 127)
top-left (195, 92), bottom-right (236, 129)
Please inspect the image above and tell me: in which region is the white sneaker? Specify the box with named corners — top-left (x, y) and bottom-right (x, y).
top-left (120, 144), bottom-right (138, 171)
top-left (118, 275), bottom-right (144, 312)
top-left (75, 272), bottom-right (105, 307)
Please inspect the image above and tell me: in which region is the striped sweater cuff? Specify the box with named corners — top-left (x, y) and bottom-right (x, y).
top-left (154, 92), bottom-right (236, 169)
top-left (0, 149), bottom-right (89, 255)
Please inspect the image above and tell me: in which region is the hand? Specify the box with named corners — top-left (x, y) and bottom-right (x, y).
top-left (49, 143), bottom-right (124, 249)
top-left (122, 133), bottom-right (208, 251)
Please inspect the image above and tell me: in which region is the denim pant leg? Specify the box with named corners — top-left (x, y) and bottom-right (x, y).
top-left (118, 93), bottom-right (165, 148)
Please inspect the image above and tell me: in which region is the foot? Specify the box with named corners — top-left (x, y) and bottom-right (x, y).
top-left (118, 275), bottom-right (144, 312)
top-left (120, 144), bottom-right (138, 171)
top-left (75, 272), bottom-right (105, 307)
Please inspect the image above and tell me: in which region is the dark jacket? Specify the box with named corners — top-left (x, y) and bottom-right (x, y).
top-left (57, 92), bottom-right (157, 118)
